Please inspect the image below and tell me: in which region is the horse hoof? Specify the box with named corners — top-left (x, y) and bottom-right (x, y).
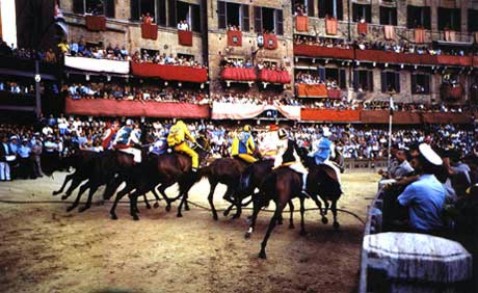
top-left (289, 224), bottom-right (295, 229)
top-left (258, 251), bottom-right (267, 259)
top-left (146, 205), bottom-right (151, 210)
top-left (232, 214), bottom-right (240, 220)
top-left (165, 206), bottom-right (171, 212)
top-left (132, 215), bottom-right (139, 221)
top-left (185, 206), bottom-right (190, 211)
top-left (52, 191), bottom-right (59, 196)
top-left (321, 217), bottom-right (329, 225)
top-left (213, 214), bottom-right (218, 221)
top-left (66, 206), bottom-right (74, 212)
top-left (333, 222), bottom-right (340, 230)
top-left (61, 195), bottom-right (68, 200)
top-left (110, 214), bottom-right (118, 220)
top-left (223, 210), bottom-right (230, 217)
top-left (244, 232), bottom-right (251, 239)
top-left (153, 202), bottom-right (160, 209)
top-left (78, 206), bottom-right (88, 213)
top-left (177, 213), bottom-right (183, 218)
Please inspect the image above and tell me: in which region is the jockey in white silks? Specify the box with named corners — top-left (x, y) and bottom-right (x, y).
top-left (312, 127), bottom-right (341, 183)
top-left (274, 128), bottom-right (309, 192)
top-left (112, 119), bottom-right (142, 163)
top-left (258, 124), bottom-right (281, 159)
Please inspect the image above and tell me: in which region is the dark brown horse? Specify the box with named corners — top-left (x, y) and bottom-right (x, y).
top-left (113, 138), bottom-right (211, 220)
top-left (244, 167), bottom-right (306, 259)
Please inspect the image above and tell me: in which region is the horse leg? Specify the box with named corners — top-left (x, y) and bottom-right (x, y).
top-left (53, 173), bottom-right (73, 195)
top-left (299, 196), bottom-right (307, 236)
top-left (287, 200), bottom-right (295, 229)
top-left (66, 181), bottom-right (89, 212)
top-left (78, 183), bottom-right (99, 213)
top-left (143, 194), bottom-right (151, 209)
top-left (331, 200), bottom-right (340, 230)
top-left (259, 201), bottom-right (287, 259)
top-left (61, 176), bottom-right (84, 200)
top-left (158, 182), bottom-right (174, 212)
top-left (102, 176), bottom-right (123, 201)
top-left (150, 188), bottom-right (162, 209)
top-left (110, 184), bottom-right (134, 220)
top-left (129, 191), bottom-right (141, 221)
top-left (310, 194), bottom-right (327, 224)
top-left (207, 181), bottom-right (219, 220)
top-left (245, 194), bottom-right (264, 239)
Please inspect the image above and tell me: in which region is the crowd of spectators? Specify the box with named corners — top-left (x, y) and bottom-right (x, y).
top-left (65, 82), bottom-right (209, 104)
top-left (0, 80), bottom-right (35, 95)
top-left (0, 38), bottom-right (57, 63)
top-left (1, 115), bottom-right (477, 182)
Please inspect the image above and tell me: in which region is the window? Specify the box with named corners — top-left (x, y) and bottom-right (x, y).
top-left (468, 10), bottom-right (478, 32)
top-left (407, 5), bottom-right (431, 29)
top-left (353, 70), bottom-right (373, 92)
top-left (438, 8), bottom-right (461, 31)
top-left (292, 0), bottom-right (315, 17)
top-left (217, 1), bottom-right (250, 31)
top-left (380, 7), bottom-right (397, 25)
top-left (411, 74), bottom-right (430, 94)
top-left (169, 1), bottom-right (201, 32)
top-left (318, 0), bottom-right (343, 20)
top-left (381, 71), bottom-right (400, 93)
top-left (254, 7), bottom-right (284, 35)
top-left (352, 4), bottom-right (371, 23)
top-left (73, 0), bottom-right (115, 18)
top-left (132, 1), bottom-right (167, 25)
top-left (321, 68), bottom-right (347, 89)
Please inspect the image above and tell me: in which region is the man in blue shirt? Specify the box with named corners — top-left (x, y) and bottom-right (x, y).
top-left (397, 143), bottom-right (446, 233)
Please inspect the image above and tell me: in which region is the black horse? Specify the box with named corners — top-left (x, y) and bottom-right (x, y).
top-left (244, 167), bottom-right (306, 259)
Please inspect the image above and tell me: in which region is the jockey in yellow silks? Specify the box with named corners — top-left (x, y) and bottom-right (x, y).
top-left (231, 124), bottom-right (257, 164)
top-left (167, 120), bottom-right (199, 172)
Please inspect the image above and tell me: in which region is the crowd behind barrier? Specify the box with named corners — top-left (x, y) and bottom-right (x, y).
top-left (1, 115), bottom-right (477, 181)
top-left (0, 38), bottom-right (58, 63)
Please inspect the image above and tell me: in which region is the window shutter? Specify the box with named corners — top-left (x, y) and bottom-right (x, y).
top-left (105, 0), bottom-right (115, 18)
top-left (336, 0), bottom-right (343, 20)
top-left (168, 0), bottom-right (176, 28)
top-left (307, 0), bottom-right (315, 17)
top-left (368, 71), bottom-right (374, 91)
top-left (423, 7), bottom-right (431, 29)
top-left (130, 0), bottom-right (139, 21)
top-left (218, 1), bottom-right (226, 29)
top-left (381, 72), bottom-right (387, 93)
top-left (318, 0), bottom-right (326, 18)
top-left (73, 0), bottom-right (84, 14)
top-left (318, 67), bottom-right (326, 81)
top-left (395, 72), bottom-right (400, 93)
top-left (411, 74), bottom-right (417, 94)
top-left (242, 5), bottom-right (250, 31)
top-left (276, 9), bottom-right (284, 35)
top-left (157, 0), bottom-right (167, 26)
top-left (254, 7), bottom-right (262, 33)
top-left (353, 70), bottom-right (359, 91)
top-left (407, 5), bottom-right (414, 28)
top-left (191, 4), bottom-right (200, 32)
top-left (339, 69), bottom-right (346, 89)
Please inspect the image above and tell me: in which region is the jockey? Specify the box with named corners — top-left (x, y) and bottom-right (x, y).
top-left (259, 124), bottom-right (280, 159)
top-left (274, 128), bottom-right (309, 193)
top-left (101, 120), bottom-right (120, 150)
top-left (112, 119), bottom-right (142, 163)
top-left (313, 127), bottom-right (341, 183)
top-left (231, 124), bottom-right (257, 163)
top-left (167, 120), bottom-right (199, 172)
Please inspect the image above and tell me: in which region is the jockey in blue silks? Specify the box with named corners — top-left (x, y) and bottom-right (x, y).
top-left (313, 127), bottom-right (341, 183)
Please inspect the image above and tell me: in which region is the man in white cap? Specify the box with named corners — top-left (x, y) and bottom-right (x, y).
top-left (397, 143), bottom-right (446, 233)
top-left (113, 119), bottom-right (142, 163)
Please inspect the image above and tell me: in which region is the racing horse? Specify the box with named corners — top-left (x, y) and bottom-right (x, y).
top-left (113, 136), bottom-right (211, 220)
top-left (244, 167), bottom-right (306, 259)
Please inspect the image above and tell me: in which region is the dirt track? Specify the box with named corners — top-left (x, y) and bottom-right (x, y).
top-left (0, 170), bottom-right (379, 293)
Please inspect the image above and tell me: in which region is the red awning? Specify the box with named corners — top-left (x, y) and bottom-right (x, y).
top-left (301, 109), bottom-right (361, 122)
top-left (296, 84), bottom-right (328, 98)
top-left (178, 30), bottom-right (193, 46)
top-left (436, 55), bottom-right (472, 66)
top-left (85, 15), bottom-right (106, 31)
top-left (66, 99), bottom-right (210, 119)
top-left (294, 44), bottom-right (354, 59)
top-left (221, 68), bottom-right (257, 81)
top-left (258, 69), bottom-right (290, 84)
top-left (227, 30), bottom-right (242, 47)
top-left (131, 62), bottom-right (207, 83)
top-left (295, 16), bottom-right (308, 32)
top-left (141, 23), bottom-right (158, 40)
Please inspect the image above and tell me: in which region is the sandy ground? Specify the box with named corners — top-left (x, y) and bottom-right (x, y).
top-left (0, 169), bottom-right (380, 293)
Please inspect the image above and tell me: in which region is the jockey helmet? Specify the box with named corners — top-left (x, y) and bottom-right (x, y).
top-left (268, 124), bottom-right (279, 132)
top-left (243, 124), bottom-right (252, 132)
top-left (125, 119), bottom-right (133, 126)
top-left (278, 128), bottom-right (288, 139)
